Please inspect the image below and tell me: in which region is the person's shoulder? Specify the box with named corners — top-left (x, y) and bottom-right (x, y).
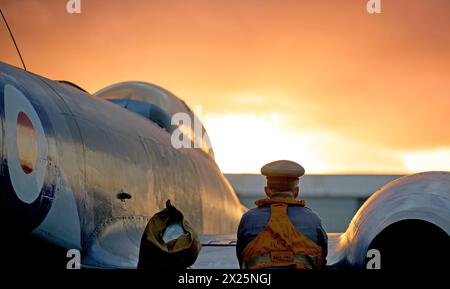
top-left (238, 206), bottom-right (270, 231)
top-left (291, 205), bottom-right (322, 223)
top-left (241, 206), bottom-right (268, 219)
top-left (304, 205), bottom-right (321, 216)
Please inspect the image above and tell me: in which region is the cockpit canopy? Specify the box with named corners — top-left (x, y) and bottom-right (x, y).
top-left (94, 82), bottom-right (214, 159)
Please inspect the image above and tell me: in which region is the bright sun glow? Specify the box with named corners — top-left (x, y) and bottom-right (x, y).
top-left (203, 112), bottom-right (355, 174)
top-left (203, 112), bottom-right (325, 173)
top-left (202, 112), bottom-right (450, 174)
top-left (401, 148), bottom-right (450, 173)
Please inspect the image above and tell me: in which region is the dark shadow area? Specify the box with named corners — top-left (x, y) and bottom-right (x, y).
top-left (368, 219), bottom-right (450, 270)
top-left (0, 233), bottom-right (69, 269)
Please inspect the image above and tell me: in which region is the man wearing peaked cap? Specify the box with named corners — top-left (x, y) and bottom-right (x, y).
top-left (236, 160), bottom-right (328, 269)
top-left (261, 160), bottom-right (305, 191)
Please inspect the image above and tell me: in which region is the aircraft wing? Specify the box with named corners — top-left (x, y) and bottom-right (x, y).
top-left (193, 233), bottom-right (344, 269)
top-left (81, 228), bottom-right (343, 269)
top-left (193, 235), bottom-right (239, 269)
top-left (81, 227), bottom-right (240, 269)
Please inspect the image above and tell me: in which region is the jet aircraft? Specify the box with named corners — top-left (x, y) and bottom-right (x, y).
top-left (0, 61), bottom-right (448, 269)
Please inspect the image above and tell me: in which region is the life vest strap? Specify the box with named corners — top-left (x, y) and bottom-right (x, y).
top-left (254, 197), bottom-right (305, 207)
top-left (242, 252), bottom-right (318, 269)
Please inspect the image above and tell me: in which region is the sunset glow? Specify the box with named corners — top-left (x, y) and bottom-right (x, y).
top-left (1, 0), bottom-right (449, 174)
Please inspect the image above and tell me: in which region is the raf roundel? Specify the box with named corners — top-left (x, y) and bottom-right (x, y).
top-left (4, 84), bottom-right (48, 204)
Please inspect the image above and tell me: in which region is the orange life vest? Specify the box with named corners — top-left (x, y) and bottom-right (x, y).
top-left (240, 197), bottom-right (323, 269)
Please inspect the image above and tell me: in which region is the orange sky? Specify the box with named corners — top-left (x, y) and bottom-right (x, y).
top-left (1, 0), bottom-right (449, 173)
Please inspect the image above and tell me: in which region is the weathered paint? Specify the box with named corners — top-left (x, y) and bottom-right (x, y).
top-left (0, 62), bottom-right (245, 267)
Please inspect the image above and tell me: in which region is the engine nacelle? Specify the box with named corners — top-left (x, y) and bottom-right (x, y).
top-left (329, 171), bottom-right (450, 269)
